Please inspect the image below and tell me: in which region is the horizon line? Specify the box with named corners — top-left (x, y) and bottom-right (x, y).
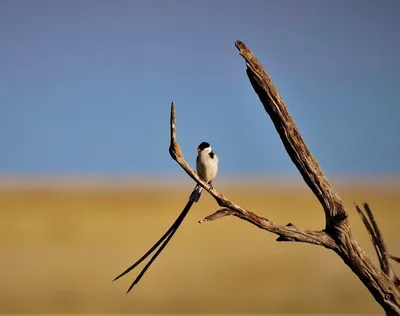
top-left (0, 173), bottom-right (399, 190)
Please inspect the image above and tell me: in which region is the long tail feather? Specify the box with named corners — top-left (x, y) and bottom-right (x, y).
top-left (189, 184), bottom-right (203, 202)
top-left (113, 225), bottom-right (174, 281)
top-left (113, 200), bottom-right (194, 291)
top-left (125, 201), bottom-right (193, 293)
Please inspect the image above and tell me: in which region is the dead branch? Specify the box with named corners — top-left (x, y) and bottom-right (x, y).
top-left (356, 203), bottom-right (400, 288)
top-left (233, 40), bottom-right (400, 314)
top-left (392, 256), bottom-right (400, 264)
top-left (234, 40), bottom-right (346, 229)
top-left (169, 102), bottom-right (335, 249)
top-left (167, 40), bottom-right (400, 314)
top-left (199, 208), bottom-right (333, 246)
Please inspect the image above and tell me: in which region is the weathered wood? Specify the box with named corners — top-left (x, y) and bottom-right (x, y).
top-left (356, 203), bottom-right (400, 288)
top-left (234, 40), bottom-right (399, 315)
top-left (169, 102), bottom-right (335, 249)
top-left (234, 40), bottom-right (346, 229)
top-left (167, 40), bottom-right (400, 315)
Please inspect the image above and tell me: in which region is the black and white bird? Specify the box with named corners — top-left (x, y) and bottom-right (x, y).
top-left (190, 141), bottom-right (219, 202)
top-left (114, 141), bottom-right (219, 293)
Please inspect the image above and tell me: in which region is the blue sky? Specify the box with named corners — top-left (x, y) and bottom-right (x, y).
top-left (1, 0), bottom-right (399, 177)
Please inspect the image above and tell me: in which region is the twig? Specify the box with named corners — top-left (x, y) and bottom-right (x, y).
top-left (355, 204), bottom-right (385, 268)
top-left (356, 203), bottom-right (400, 288)
top-left (392, 256), bottom-right (400, 264)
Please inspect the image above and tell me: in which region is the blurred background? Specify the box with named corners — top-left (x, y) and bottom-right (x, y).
top-left (1, 0), bottom-right (399, 314)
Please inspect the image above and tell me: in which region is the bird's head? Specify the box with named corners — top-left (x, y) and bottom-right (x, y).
top-left (197, 141), bottom-right (212, 154)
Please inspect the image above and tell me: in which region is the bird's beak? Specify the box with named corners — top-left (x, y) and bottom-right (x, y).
top-left (197, 148), bottom-right (201, 152)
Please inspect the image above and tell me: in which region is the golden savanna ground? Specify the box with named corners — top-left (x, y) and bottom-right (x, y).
top-left (0, 177), bottom-right (399, 314)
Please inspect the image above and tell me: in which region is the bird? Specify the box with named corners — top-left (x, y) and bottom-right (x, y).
top-left (113, 141), bottom-right (219, 293)
top-left (189, 141), bottom-right (219, 202)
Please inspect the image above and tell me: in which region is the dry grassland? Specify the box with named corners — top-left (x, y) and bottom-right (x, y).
top-left (0, 179), bottom-right (399, 314)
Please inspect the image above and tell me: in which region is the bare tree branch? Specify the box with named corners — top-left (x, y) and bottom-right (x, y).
top-left (356, 203), bottom-right (391, 274)
top-left (392, 256), bottom-right (400, 264)
top-left (232, 40), bottom-right (400, 315)
top-left (200, 208), bottom-right (334, 246)
top-left (169, 102), bottom-right (335, 249)
top-left (167, 40), bottom-right (400, 314)
top-left (364, 203), bottom-right (391, 273)
top-left (355, 203), bottom-right (385, 267)
top-left (234, 40), bottom-right (346, 229)
top-left (356, 203), bottom-right (400, 289)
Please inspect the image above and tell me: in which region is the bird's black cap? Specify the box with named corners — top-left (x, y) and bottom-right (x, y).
top-left (197, 142), bottom-right (210, 151)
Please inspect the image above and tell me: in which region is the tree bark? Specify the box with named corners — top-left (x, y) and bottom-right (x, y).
top-left (167, 40), bottom-right (400, 315)
top-left (234, 40), bottom-right (400, 315)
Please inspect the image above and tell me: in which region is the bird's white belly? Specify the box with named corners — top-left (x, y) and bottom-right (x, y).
top-left (196, 155), bottom-right (218, 183)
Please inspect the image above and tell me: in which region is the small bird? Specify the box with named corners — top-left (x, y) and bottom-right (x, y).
top-left (113, 141), bottom-right (219, 293)
top-left (190, 141), bottom-right (219, 202)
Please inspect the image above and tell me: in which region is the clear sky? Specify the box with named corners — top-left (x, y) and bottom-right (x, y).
top-left (1, 0), bottom-right (399, 177)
